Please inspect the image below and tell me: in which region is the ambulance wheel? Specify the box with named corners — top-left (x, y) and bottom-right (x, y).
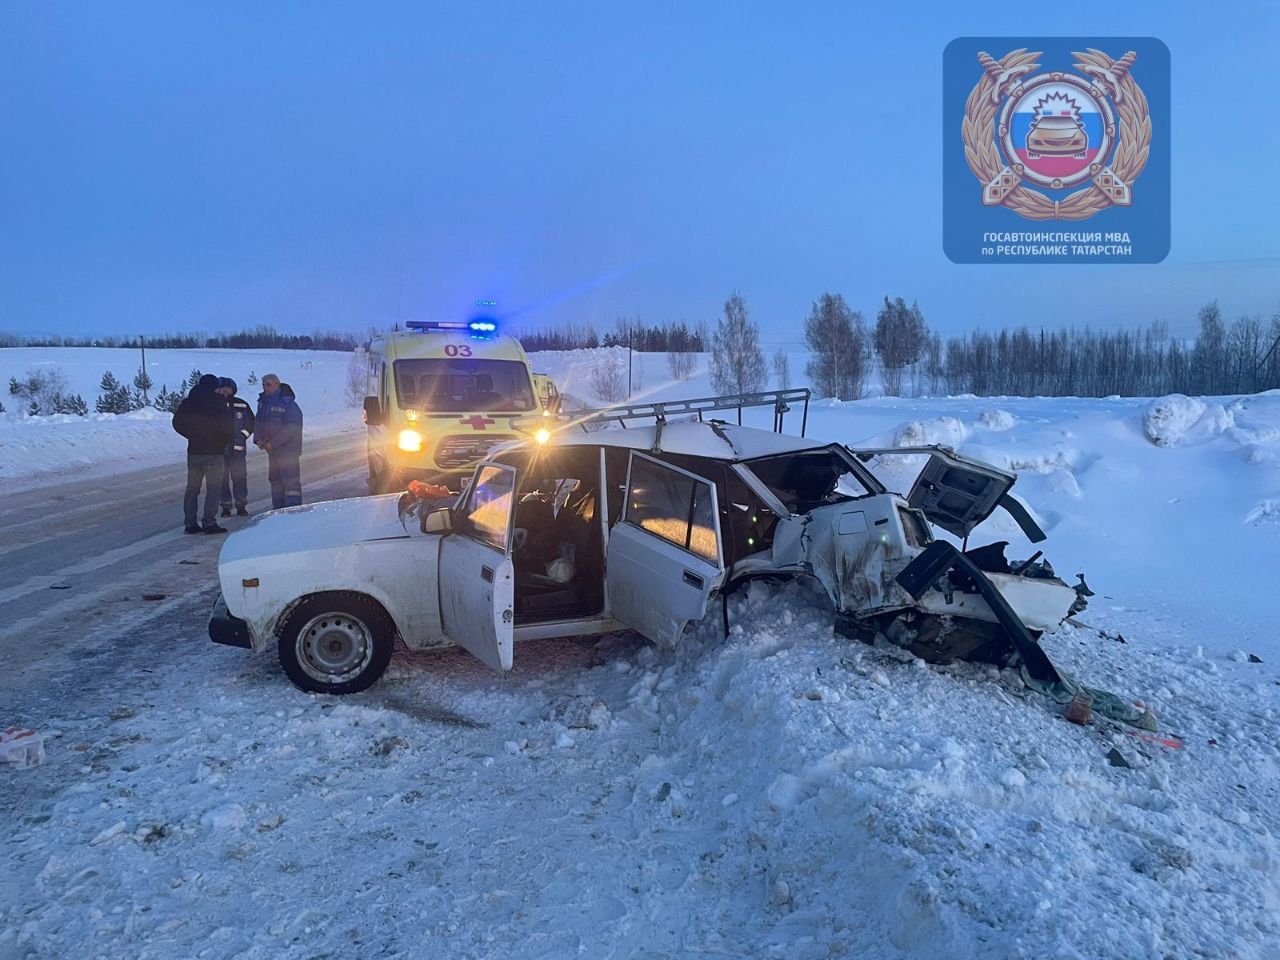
top-left (277, 593), bottom-right (395, 694)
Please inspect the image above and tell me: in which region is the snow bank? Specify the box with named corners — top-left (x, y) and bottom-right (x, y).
top-left (1142, 394), bottom-right (1208, 446)
top-left (978, 408), bottom-right (1016, 431)
top-left (891, 415), bottom-right (969, 448)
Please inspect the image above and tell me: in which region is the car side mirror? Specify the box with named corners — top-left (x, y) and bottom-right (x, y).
top-left (363, 396), bottom-right (384, 425)
top-left (422, 506), bottom-right (453, 535)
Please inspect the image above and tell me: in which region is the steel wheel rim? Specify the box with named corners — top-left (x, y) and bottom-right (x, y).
top-left (295, 612), bottom-right (373, 684)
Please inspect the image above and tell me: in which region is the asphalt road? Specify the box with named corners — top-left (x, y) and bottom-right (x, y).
top-left (0, 430), bottom-right (371, 685)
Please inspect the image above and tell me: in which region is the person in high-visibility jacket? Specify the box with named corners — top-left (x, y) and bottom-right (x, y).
top-left (216, 377), bottom-right (256, 517)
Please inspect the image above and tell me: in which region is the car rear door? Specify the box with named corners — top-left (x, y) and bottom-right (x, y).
top-left (606, 452), bottom-right (725, 646)
top-left (438, 461), bottom-right (517, 671)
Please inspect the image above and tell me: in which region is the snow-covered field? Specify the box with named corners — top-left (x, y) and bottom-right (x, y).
top-left (0, 348), bottom-right (364, 490)
top-left (3, 345), bottom-right (1280, 958)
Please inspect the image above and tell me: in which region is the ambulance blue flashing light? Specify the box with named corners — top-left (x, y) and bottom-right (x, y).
top-left (404, 318), bottom-right (499, 339)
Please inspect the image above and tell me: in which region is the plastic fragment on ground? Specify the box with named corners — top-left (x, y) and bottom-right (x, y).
top-left (1, 727), bottom-right (45, 769)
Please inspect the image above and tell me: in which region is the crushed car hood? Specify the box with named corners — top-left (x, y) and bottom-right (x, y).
top-left (219, 494), bottom-right (409, 564)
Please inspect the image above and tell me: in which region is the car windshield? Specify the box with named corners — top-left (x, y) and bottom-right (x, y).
top-left (394, 359), bottom-right (536, 413)
top-left (745, 449), bottom-right (872, 514)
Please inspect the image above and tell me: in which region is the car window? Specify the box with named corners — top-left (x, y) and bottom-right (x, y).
top-left (393, 359), bottom-right (535, 412)
top-left (458, 464), bottom-right (516, 551)
top-left (746, 449), bottom-right (872, 514)
top-left (625, 455), bottom-right (718, 563)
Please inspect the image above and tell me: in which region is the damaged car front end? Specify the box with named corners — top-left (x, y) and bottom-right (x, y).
top-left (725, 442), bottom-right (1084, 685)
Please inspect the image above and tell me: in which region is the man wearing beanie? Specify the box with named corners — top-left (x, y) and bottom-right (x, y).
top-left (172, 373), bottom-right (235, 533)
top-left (215, 377), bottom-right (256, 517)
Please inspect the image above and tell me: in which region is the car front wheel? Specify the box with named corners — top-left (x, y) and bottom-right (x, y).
top-left (277, 593), bottom-right (395, 694)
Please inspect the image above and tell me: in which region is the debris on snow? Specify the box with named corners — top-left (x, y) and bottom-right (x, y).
top-left (1, 727), bottom-right (45, 768)
top-left (201, 804), bottom-right (247, 832)
top-left (89, 821), bottom-right (128, 846)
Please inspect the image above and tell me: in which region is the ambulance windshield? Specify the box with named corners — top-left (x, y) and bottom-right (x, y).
top-left (394, 359), bottom-right (537, 413)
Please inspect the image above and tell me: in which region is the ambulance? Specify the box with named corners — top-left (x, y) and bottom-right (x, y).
top-left (362, 319), bottom-right (558, 493)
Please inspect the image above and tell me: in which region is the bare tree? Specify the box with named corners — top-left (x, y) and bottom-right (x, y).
top-left (667, 348), bottom-right (696, 381)
top-left (874, 297), bottom-right (928, 396)
top-left (772, 350), bottom-right (790, 390)
top-left (709, 293), bottom-right (767, 395)
top-left (344, 351), bottom-right (367, 407)
top-left (1192, 301), bottom-right (1226, 395)
top-left (1227, 315), bottom-right (1264, 393)
top-left (589, 353), bottom-right (627, 402)
top-left (804, 293), bottom-right (868, 400)
top-left (922, 332), bottom-right (944, 396)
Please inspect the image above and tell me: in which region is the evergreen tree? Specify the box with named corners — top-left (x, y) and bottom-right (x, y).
top-left (132, 366), bottom-right (153, 406)
top-left (96, 371), bottom-right (133, 414)
top-left (54, 393), bottom-right (88, 416)
top-left (153, 385), bottom-right (184, 413)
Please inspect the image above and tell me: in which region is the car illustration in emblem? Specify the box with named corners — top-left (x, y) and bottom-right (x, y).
top-left (1026, 114), bottom-right (1088, 159)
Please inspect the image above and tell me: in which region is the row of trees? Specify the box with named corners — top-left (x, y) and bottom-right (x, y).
top-left (708, 291), bottom-right (927, 400)
top-left (6, 366), bottom-right (214, 416)
top-left (708, 293), bottom-right (1280, 399)
top-left (939, 307), bottom-right (1280, 398)
top-left (1, 327), bottom-right (360, 351)
top-left (518, 319), bottom-right (709, 354)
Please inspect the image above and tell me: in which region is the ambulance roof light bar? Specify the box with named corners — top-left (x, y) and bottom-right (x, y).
top-left (404, 319), bottom-right (499, 339)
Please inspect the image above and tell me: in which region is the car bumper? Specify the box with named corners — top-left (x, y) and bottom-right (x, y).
top-left (209, 593), bottom-right (252, 649)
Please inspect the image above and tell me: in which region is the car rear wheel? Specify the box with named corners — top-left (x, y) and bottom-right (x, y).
top-left (277, 593), bottom-right (395, 694)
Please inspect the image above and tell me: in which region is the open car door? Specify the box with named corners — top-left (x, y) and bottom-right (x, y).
top-left (606, 452), bottom-right (726, 646)
top-left (438, 462), bottom-right (517, 671)
top-left (854, 445), bottom-right (1046, 542)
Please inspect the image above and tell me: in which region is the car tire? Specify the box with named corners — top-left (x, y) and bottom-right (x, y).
top-left (276, 592), bottom-right (396, 694)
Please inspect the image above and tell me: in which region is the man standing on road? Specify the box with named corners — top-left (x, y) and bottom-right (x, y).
top-left (254, 373), bottom-right (304, 509)
top-left (172, 373), bottom-right (234, 534)
top-left (216, 377), bottom-right (256, 517)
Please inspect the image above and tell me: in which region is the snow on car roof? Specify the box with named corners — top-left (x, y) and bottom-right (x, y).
top-left (545, 420), bottom-right (827, 461)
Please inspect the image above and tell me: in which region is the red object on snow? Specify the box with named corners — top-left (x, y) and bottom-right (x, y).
top-left (406, 480), bottom-right (451, 500)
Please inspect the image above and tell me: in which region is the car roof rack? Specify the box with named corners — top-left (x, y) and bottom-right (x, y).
top-left (570, 388), bottom-right (811, 452)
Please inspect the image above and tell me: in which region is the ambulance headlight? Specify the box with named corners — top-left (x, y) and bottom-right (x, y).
top-left (397, 429), bottom-right (424, 452)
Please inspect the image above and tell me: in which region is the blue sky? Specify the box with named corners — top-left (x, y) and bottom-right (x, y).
top-left (2, 1), bottom-right (1278, 343)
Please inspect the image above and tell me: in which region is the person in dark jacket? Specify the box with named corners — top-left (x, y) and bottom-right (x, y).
top-left (172, 374), bottom-right (235, 533)
top-left (254, 373), bottom-right (304, 508)
top-left (216, 377), bottom-right (256, 517)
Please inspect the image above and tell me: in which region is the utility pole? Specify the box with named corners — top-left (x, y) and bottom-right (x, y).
top-left (627, 321), bottom-right (633, 398)
top-left (139, 334), bottom-right (149, 404)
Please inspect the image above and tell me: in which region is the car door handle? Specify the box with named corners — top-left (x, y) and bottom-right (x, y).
top-left (481, 565), bottom-right (494, 583)
top-left (682, 571), bottom-right (704, 590)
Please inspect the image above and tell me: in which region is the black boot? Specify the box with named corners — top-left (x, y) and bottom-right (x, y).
top-left (202, 522), bottom-right (228, 534)
top-left (184, 525), bottom-right (202, 534)
top-left (220, 506), bottom-right (232, 518)
top-left (236, 506), bottom-right (249, 517)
